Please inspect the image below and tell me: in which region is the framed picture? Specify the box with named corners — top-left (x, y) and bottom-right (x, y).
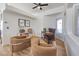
top-left (25, 20), bottom-right (30, 27)
top-left (18, 19), bottom-right (25, 27)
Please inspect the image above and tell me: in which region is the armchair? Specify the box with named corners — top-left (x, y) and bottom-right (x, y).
top-left (31, 36), bottom-right (57, 56)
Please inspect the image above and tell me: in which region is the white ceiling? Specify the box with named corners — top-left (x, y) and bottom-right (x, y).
top-left (8, 3), bottom-right (74, 14)
top-left (17, 3), bottom-right (65, 13)
top-left (11, 3), bottom-right (64, 13)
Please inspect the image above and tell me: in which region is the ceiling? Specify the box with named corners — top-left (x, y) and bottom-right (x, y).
top-left (8, 3), bottom-right (74, 14)
top-left (17, 3), bottom-right (65, 13)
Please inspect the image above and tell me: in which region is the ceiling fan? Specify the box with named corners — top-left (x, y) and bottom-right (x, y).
top-left (32, 3), bottom-right (48, 10)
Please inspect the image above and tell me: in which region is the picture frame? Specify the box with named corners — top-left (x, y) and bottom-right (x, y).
top-left (18, 19), bottom-right (25, 27)
top-left (25, 20), bottom-right (30, 27)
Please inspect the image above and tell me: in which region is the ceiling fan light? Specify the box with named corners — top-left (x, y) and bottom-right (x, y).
top-left (37, 6), bottom-right (40, 9)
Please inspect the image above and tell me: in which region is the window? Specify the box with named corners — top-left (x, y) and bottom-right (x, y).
top-left (57, 18), bottom-right (62, 33)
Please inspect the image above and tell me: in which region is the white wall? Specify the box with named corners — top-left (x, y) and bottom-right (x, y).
top-left (43, 15), bottom-right (56, 29)
top-left (0, 13), bottom-right (1, 20)
top-left (31, 14), bottom-right (44, 37)
top-left (2, 10), bottom-right (33, 45)
top-left (43, 13), bottom-right (64, 29)
top-left (64, 7), bottom-right (79, 56)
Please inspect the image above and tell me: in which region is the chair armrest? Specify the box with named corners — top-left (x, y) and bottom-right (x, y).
top-left (32, 45), bottom-right (57, 56)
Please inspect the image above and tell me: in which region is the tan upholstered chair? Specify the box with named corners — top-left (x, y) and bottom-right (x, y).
top-left (31, 36), bottom-right (57, 56)
top-left (10, 36), bottom-right (31, 55)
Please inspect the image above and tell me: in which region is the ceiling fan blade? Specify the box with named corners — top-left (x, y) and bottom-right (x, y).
top-left (33, 3), bottom-right (39, 5)
top-left (32, 5), bottom-right (38, 9)
top-left (40, 4), bottom-right (48, 6)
